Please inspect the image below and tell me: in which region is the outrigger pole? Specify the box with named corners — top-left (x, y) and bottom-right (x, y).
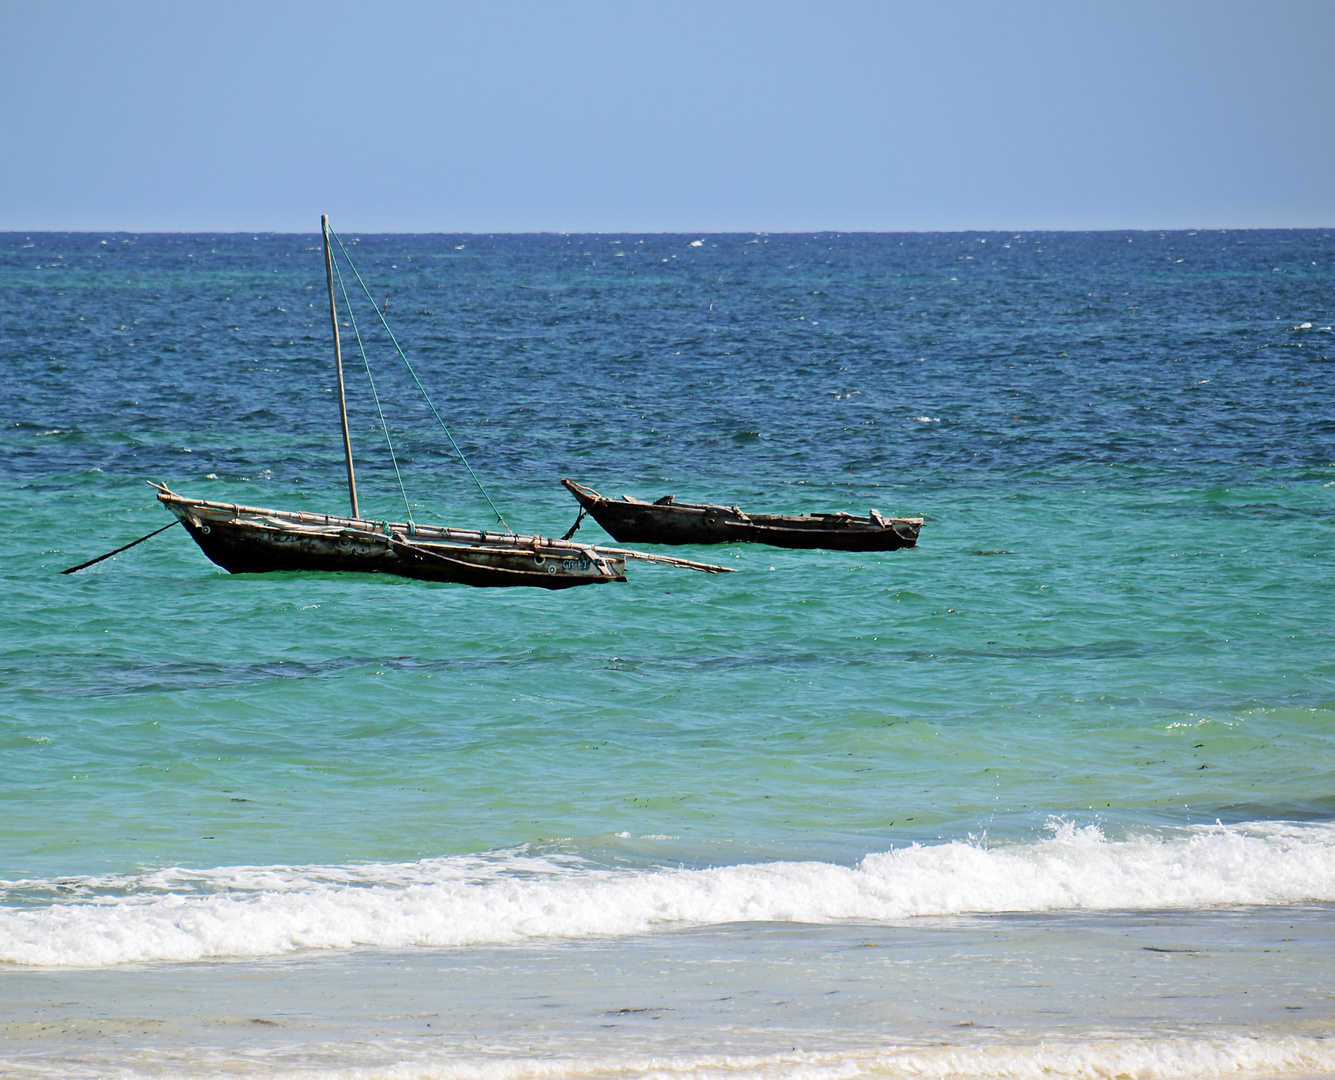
top-left (322, 214), bottom-right (359, 519)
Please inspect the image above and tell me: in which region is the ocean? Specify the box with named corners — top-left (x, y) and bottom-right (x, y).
top-left (1, 228), bottom-right (1333, 1078)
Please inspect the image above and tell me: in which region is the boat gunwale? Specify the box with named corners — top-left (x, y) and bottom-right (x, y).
top-left (561, 478), bottom-right (923, 531)
top-left (156, 486), bottom-right (602, 554)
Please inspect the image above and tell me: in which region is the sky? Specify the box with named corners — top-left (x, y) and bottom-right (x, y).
top-left (3, 0), bottom-right (1333, 233)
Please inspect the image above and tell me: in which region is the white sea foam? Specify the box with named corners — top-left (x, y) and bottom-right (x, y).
top-left (8, 1037), bottom-right (1335, 1080)
top-left (278, 1038), bottom-right (1335, 1080)
top-left (4, 821), bottom-right (1335, 967)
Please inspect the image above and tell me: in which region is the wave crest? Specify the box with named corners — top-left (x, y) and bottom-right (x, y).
top-left (4, 820), bottom-right (1334, 967)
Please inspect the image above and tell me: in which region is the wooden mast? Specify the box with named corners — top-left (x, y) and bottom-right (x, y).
top-left (322, 214), bottom-right (359, 519)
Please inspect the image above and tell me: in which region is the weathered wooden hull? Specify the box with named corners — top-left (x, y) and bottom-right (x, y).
top-left (157, 488), bottom-right (626, 589)
top-left (562, 479), bottom-right (922, 551)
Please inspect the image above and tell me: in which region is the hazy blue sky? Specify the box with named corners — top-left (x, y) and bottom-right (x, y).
top-left (4, 0), bottom-right (1332, 232)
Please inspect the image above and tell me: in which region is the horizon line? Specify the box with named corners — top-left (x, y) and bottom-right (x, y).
top-left (4, 225), bottom-right (1333, 237)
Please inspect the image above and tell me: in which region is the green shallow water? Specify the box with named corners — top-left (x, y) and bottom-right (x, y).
top-left (5, 467), bottom-right (1333, 875)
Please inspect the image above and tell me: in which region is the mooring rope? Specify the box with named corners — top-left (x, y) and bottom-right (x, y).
top-left (560, 508), bottom-right (587, 541)
top-left (330, 255), bottom-right (415, 528)
top-left (60, 520), bottom-right (179, 574)
top-left (328, 229), bottom-right (512, 534)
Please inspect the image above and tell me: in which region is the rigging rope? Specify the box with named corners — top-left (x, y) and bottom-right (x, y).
top-left (328, 228), bottom-right (513, 534)
top-left (330, 256), bottom-right (415, 528)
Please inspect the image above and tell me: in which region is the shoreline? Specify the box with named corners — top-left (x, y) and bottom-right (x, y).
top-left (4, 910), bottom-right (1334, 1077)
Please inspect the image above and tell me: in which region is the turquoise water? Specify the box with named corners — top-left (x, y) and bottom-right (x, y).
top-left (2, 230), bottom-right (1334, 1077)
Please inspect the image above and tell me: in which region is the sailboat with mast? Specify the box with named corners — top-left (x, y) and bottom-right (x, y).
top-left (153, 217), bottom-right (730, 589)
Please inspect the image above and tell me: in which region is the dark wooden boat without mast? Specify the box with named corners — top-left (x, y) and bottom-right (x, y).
top-left (562, 479), bottom-right (922, 552)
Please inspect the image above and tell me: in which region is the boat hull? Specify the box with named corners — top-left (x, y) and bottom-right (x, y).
top-left (159, 490), bottom-right (626, 589)
top-left (563, 479), bottom-right (922, 551)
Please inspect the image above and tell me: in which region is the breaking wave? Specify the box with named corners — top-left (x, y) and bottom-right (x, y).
top-left (4, 820), bottom-right (1335, 967)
